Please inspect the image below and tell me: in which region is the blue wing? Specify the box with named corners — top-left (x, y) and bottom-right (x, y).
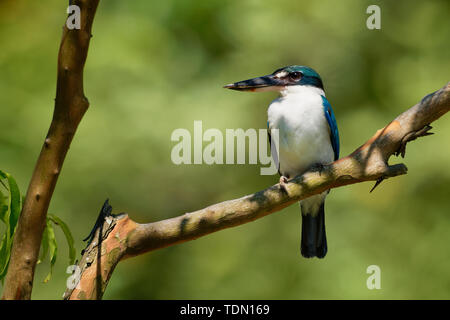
top-left (321, 96), bottom-right (340, 161)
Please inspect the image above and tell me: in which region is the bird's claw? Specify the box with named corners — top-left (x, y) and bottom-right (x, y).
top-left (279, 176), bottom-right (289, 192)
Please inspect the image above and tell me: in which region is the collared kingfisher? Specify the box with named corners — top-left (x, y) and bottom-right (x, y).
top-left (224, 65), bottom-right (339, 258)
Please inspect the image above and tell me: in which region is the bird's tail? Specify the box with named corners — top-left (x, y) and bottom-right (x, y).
top-left (301, 201), bottom-right (327, 258)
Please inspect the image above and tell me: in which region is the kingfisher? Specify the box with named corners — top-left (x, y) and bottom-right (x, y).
top-left (224, 65), bottom-right (339, 258)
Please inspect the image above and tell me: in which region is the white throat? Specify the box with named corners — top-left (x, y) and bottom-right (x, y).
top-left (280, 85), bottom-right (325, 98)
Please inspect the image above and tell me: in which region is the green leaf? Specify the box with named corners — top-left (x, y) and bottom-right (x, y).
top-left (0, 170), bottom-right (22, 281)
top-left (0, 189), bottom-right (7, 223)
top-left (48, 214), bottom-right (76, 265)
top-left (0, 170), bottom-right (21, 236)
top-left (0, 176), bottom-right (9, 281)
top-left (7, 177), bottom-right (20, 237)
top-left (0, 171), bottom-right (76, 284)
top-left (38, 223), bottom-right (50, 265)
top-left (0, 204), bottom-right (7, 223)
top-left (0, 234), bottom-right (9, 282)
top-left (43, 220), bottom-right (57, 283)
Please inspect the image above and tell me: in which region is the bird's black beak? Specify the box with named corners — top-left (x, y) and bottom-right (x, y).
top-left (224, 74), bottom-right (286, 92)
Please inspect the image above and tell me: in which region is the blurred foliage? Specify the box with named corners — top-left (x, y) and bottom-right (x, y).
top-left (0, 0), bottom-right (449, 299)
top-left (0, 169), bottom-right (20, 282)
top-left (0, 170), bottom-right (75, 284)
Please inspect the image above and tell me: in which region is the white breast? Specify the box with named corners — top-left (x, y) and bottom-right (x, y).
top-left (267, 85), bottom-right (334, 178)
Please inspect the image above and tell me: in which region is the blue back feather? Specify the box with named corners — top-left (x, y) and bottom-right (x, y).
top-left (321, 96), bottom-right (340, 160)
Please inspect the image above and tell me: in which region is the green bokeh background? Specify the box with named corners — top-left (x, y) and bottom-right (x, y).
top-left (0, 0), bottom-right (449, 299)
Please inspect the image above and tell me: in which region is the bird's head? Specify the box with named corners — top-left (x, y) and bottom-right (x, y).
top-left (224, 65), bottom-right (323, 92)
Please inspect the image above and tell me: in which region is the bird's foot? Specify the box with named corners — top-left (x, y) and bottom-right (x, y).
top-left (279, 175), bottom-right (289, 192)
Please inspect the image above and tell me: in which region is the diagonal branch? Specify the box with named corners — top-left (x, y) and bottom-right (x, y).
top-left (64, 83), bottom-right (449, 300)
top-left (2, 0), bottom-right (100, 300)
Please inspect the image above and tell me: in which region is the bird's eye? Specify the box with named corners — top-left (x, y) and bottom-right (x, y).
top-left (290, 72), bottom-right (302, 80)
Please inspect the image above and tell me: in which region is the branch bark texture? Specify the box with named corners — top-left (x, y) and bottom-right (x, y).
top-left (64, 83), bottom-right (449, 300)
top-left (2, 0), bottom-right (100, 300)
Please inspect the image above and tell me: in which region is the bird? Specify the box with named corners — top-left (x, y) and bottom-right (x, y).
top-left (224, 65), bottom-right (339, 258)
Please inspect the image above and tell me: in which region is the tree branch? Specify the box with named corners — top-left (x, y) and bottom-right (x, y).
top-left (2, 0), bottom-right (100, 300)
top-left (64, 83), bottom-right (449, 300)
